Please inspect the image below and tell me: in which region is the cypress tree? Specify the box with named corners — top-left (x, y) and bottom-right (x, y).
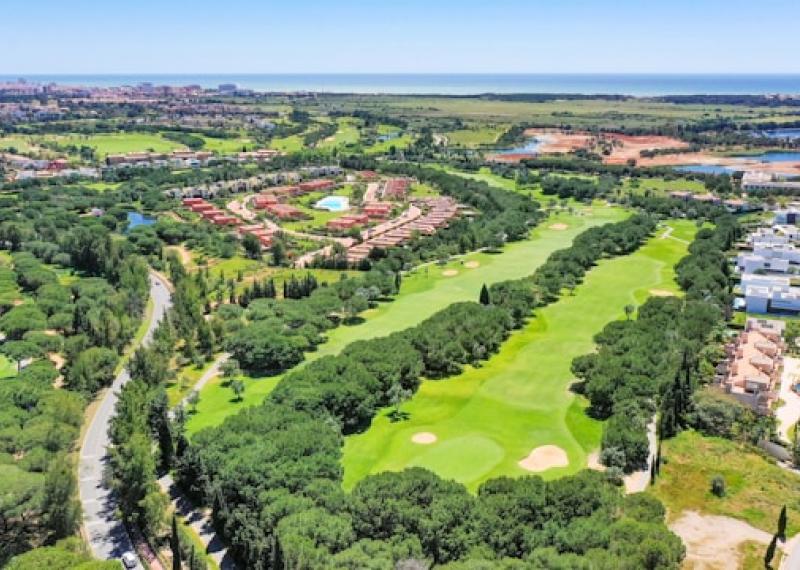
top-left (778, 505), bottom-right (787, 542)
top-left (765, 534), bottom-right (777, 568)
top-left (479, 284), bottom-right (491, 306)
top-left (171, 515), bottom-right (182, 570)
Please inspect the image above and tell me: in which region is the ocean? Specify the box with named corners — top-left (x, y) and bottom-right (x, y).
top-left (2, 74), bottom-right (800, 96)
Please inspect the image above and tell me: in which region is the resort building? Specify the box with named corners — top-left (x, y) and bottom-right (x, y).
top-left (717, 318), bottom-right (785, 414)
top-left (743, 171), bottom-right (800, 193)
top-left (741, 273), bottom-right (800, 314)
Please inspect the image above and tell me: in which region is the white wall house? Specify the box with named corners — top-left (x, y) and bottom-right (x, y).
top-left (742, 273), bottom-right (800, 314)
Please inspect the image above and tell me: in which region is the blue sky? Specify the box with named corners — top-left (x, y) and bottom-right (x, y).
top-left (2, 0), bottom-right (799, 74)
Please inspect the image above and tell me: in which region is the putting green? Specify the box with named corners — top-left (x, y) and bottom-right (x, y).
top-left (186, 205), bottom-right (625, 434)
top-left (341, 220), bottom-right (698, 491)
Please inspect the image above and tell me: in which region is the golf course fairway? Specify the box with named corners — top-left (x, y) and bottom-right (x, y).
top-left (186, 205), bottom-right (625, 434)
top-left (341, 220), bottom-right (698, 491)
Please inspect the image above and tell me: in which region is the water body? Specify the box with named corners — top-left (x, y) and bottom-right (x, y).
top-left (498, 137), bottom-right (542, 156)
top-left (735, 151), bottom-right (800, 162)
top-left (754, 128), bottom-right (800, 140)
top-left (314, 195), bottom-right (350, 212)
top-left (674, 165), bottom-right (736, 175)
top-left (4, 74), bottom-right (800, 96)
top-left (126, 211), bottom-right (156, 231)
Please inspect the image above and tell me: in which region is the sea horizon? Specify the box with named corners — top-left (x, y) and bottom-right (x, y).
top-left (2, 73), bottom-right (800, 96)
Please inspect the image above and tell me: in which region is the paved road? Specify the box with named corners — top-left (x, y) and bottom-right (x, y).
top-left (79, 272), bottom-right (172, 567)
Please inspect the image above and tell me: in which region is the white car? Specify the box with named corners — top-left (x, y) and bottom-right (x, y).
top-left (121, 552), bottom-right (138, 569)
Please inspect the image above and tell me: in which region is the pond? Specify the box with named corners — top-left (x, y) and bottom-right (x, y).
top-left (674, 164), bottom-right (735, 175)
top-left (497, 137), bottom-right (542, 156)
top-left (126, 211), bottom-right (156, 231)
top-left (753, 128), bottom-right (800, 141)
top-left (314, 195), bottom-right (350, 212)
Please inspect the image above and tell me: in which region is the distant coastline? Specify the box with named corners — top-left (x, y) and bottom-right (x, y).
top-left (2, 73), bottom-right (800, 96)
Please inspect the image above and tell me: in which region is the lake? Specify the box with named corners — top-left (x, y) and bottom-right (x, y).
top-left (127, 211), bottom-right (156, 231)
top-left (735, 151), bottom-right (800, 163)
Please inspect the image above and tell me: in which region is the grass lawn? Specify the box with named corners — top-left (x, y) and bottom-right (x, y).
top-left (341, 219), bottom-right (697, 491)
top-left (0, 355), bottom-right (17, 379)
top-left (42, 132), bottom-right (184, 156)
top-left (200, 135), bottom-right (253, 154)
top-left (408, 182), bottom-right (439, 198)
top-left (649, 430), bottom-right (800, 536)
top-left (268, 134), bottom-right (305, 153)
top-left (444, 126), bottom-right (506, 148)
top-left (623, 176), bottom-right (707, 196)
top-left (186, 205), bottom-right (625, 435)
top-left (82, 181), bottom-right (121, 192)
top-left (186, 372), bottom-right (279, 435)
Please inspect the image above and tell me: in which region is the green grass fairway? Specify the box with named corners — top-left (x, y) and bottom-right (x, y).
top-left (650, 430), bottom-right (800, 536)
top-left (269, 134), bottom-right (305, 153)
top-left (42, 133), bottom-right (184, 156)
top-left (341, 220), bottom-right (697, 491)
top-left (318, 119), bottom-right (360, 149)
top-left (0, 355), bottom-right (17, 379)
top-left (200, 135), bottom-right (254, 154)
top-left (444, 126), bottom-right (506, 148)
top-left (186, 205), bottom-right (625, 435)
top-left (365, 134), bottom-right (414, 155)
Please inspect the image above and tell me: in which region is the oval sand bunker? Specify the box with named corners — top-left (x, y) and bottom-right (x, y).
top-left (518, 445), bottom-right (569, 472)
top-left (549, 223), bottom-right (568, 230)
top-left (442, 269), bottom-right (458, 277)
top-left (464, 261), bottom-right (480, 269)
top-left (411, 432), bottom-right (437, 445)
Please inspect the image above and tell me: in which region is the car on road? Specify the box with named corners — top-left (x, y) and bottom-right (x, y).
top-left (121, 552), bottom-right (138, 569)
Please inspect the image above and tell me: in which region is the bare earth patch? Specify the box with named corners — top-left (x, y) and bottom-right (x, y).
top-left (442, 269), bottom-right (459, 277)
top-left (411, 432), bottom-right (437, 445)
top-left (649, 289), bottom-right (676, 297)
top-left (670, 511), bottom-right (773, 570)
top-left (548, 223), bottom-right (568, 231)
top-left (518, 445), bottom-right (569, 472)
top-left (464, 261), bottom-right (480, 269)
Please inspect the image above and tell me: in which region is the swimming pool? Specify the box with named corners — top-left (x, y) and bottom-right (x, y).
top-left (315, 196), bottom-right (350, 212)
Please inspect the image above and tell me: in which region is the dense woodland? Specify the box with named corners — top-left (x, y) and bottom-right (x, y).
top-left (0, 186), bottom-right (150, 564)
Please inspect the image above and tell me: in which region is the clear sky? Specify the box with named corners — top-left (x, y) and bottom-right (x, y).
top-left (2, 0), bottom-right (799, 74)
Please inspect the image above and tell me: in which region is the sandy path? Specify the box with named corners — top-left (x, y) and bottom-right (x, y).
top-left (777, 356), bottom-right (800, 443)
top-left (623, 418), bottom-right (657, 494)
top-left (671, 511), bottom-right (773, 570)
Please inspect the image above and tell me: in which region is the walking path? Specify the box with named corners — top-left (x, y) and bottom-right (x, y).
top-left (158, 474), bottom-right (237, 570)
top-left (79, 272), bottom-right (172, 569)
top-left (778, 357), bottom-right (800, 443)
top-left (623, 418), bottom-right (657, 494)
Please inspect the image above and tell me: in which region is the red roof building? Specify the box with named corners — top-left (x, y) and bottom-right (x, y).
top-left (252, 194), bottom-right (279, 209)
top-left (299, 179), bottom-right (335, 193)
top-left (266, 203), bottom-right (304, 220)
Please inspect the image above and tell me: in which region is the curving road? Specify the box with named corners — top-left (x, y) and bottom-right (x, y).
top-left (79, 272), bottom-right (172, 567)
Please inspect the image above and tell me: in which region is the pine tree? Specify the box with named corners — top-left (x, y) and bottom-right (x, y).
top-left (479, 284), bottom-right (491, 306)
top-left (171, 515), bottom-right (182, 570)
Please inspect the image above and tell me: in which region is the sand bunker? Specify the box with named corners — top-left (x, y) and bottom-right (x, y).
top-left (587, 450), bottom-right (605, 471)
top-left (464, 261), bottom-right (480, 269)
top-left (649, 289), bottom-right (676, 297)
top-left (549, 223), bottom-right (568, 231)
top-left (411, 432), bottom-right (437, 445)
top-left (442, 269), bottom-right (459, 277)
top-left (518, 445), bottom-right (569, 472)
